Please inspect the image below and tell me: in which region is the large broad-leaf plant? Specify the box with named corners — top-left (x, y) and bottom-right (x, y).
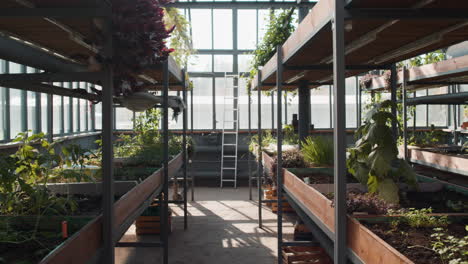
top-left (347, 100), bottom-right (417, 204)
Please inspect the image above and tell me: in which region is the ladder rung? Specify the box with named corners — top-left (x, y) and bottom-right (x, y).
top-left (223, 143), bottom-right (236, 146)
top-left (222, 167), bottom-right (236, 170)
top-left (223, 155), bottom-right (237, 158)
top-left (221, 179), bottom-right (236, 182)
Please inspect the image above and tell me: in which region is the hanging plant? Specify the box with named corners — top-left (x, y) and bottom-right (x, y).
top-left (164, 7), bottom-right (196, 67)
top-left (111, 0), bottom-right (175, 95)
top-left (245, 8), bottom-right (296, 95)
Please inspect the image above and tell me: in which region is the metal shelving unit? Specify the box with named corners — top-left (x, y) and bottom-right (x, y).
top-left (0, 1), bottom-right (190, 263)
top-left (251, 1), bottom-right (468, 263)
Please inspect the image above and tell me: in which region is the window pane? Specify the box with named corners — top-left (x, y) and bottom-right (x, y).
top-left (41, 94), bottom-right (48, 134)
top-left (311, 86), bottom-right (330, 128)
top-left (73, 97), bottom-right (79, 132)
top-left (258, 10), bottom-right (270, 44)
top-left (214, 55), bottom-right (233, 72)
top-left (80, 99), bottom-right (87, 131)
top-left (10, 89), bottom-right (23, 137)
top-left (27, 91), bottom-right (36, 132)
top-left (9, 63), bottom-right (23, 137)
top-left (213, 10), bottom-right (232, 49)
top-left (115, 107), bottom-right (133, 130)
top-left (191, 9), bottom-right (212, 49)
top-left (192, 78), bottom-right (213, 129)
top-left (428, 105), bottom-right (447, 127)
top-left (238, 10), bottom-right (257, 50)
top-left (95, 103), bottom-right (102, 130)
top-left (346, 77), bottom-right (357, 128)
top-left (188, 55), bottom-right (212, 72)
top-left (64, 97), bottom-right (71, 133)
top-left (53, 95), bottom-right (62, 135)
top-left (238, 54), bottom-right (253, 73)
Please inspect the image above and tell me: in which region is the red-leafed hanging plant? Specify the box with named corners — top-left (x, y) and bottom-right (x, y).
top-left (112, 0), bottom-right (175, 95)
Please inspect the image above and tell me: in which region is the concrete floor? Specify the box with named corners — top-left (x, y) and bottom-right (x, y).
top-left (115, 187), bottom-right (295, 264)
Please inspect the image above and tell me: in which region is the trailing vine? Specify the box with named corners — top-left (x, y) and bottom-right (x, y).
top-left (164, 7), bottom-right (196, 67)
top-left (245, 8), bottom-right (296, 95)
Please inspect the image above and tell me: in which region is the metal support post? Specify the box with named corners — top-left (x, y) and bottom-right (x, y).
top-left (271, 91), bottom-right (275, 131)
top-left (248, 87), bottom-right (252, 200)
top-left (182, 70), bottom-right (188, 230)
top-left (257, 71), bottom-right (263, 228)
top-left (298, 81), bottom-right (310, 145)
top-left (276, 45), bottom-right (284, 264)
top-left (332, 0), bottom-right (347, 262)
top-left (413, 91), bottom-right (416, 136)
top-left (162, 59), bottom-right (170, 264)
top-left (190, 88), bottom-right (195, 201)
top-left (402, 67), bottom-right (408, 161)
top-left (101, 14), bottom-right (115, 264)
top-left (356, 77), bottom-right (361, 127)
top-left (284, 92), bottom-right (288, 124)
top-left (452, 85), bottom-right (459, 144)
top-left (390, 64), bottom-right (398, 138)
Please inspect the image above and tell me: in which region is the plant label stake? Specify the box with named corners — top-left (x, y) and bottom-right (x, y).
top-left (62, 221), bottom-right (68, 239)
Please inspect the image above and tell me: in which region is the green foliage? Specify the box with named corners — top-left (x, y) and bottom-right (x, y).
top-left (164, 7), bottom-right (195, 67)
top-left (301, 136), bottom-right (334, 167)
top-left (347, 100), bottom-right (417, 204)
top-left (398, 50), bottom-right (445, 68)
top-left (0, 132), bottom-right (78, 216)
top-left (408, 124), bottom-right (446, 147)
top-left (283, 124), bottom-right (299, 145)
top-left (389, 208), bottom-right (449, 229)
top-left (249, 130), bottom-right (276, 154)
top-left (245, 8), bottom-right (296, 95)
top-left (431, 227), bottom-right (468, 264)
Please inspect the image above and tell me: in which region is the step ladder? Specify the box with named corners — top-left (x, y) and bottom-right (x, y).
top-left (220, 73), bottom-right (240, 188)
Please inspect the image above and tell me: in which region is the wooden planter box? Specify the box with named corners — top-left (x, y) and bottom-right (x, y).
top-left (135, 211), bottom-right (173, 235)
top-left (284, 168), bottom-right (468, 264)
top-left (284, 169), bottom-right (415, 263)
top-left (403, 146), bottom-right (468, 176)
top-left (262, 153), bottom-right (295, 213)
top-left (36, 153), bottom-right (184, 264)
top-left (282, 246), bottom-right (332, 264)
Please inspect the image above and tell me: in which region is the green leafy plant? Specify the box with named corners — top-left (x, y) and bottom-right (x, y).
top-left (283, 124), bottom-right (299, 145)
top-left (408, 124), bottom-right (445, 147)
top-left (431, 227), bottom-right (468, 264)
top-left (347, 100), bottom-right (417, 203)
top-left (249, 130), bottom-right (276, 155)
top-left (0, 132), bottom-right (77, 216)
top-left (301, 136), bottom-right (333, 167)
top-left (245, 8), bottom-right (296, 95)
top-left (389, 208), bottom-right (449, 229)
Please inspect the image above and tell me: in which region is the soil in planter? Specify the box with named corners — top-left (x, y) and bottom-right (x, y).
top-left (363, 221), bottom-right (468, 264)
top-left (418, 145), bottom-right (468, 159)
top-left (402, 189), bottom-right (468, 213)
top-left (0, 216), bottom-right (92, 264)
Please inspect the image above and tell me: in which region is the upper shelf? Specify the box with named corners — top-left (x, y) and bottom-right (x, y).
top-left (365, 54), bottom-right (468, 91)
top-left (251, 0), bottom-right (468, 91)
top-left (0, 0), bottom-right (185, 91)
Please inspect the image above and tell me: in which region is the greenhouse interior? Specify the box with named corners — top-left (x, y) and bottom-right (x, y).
top-left (1, 0), bottom-right (468, 264)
